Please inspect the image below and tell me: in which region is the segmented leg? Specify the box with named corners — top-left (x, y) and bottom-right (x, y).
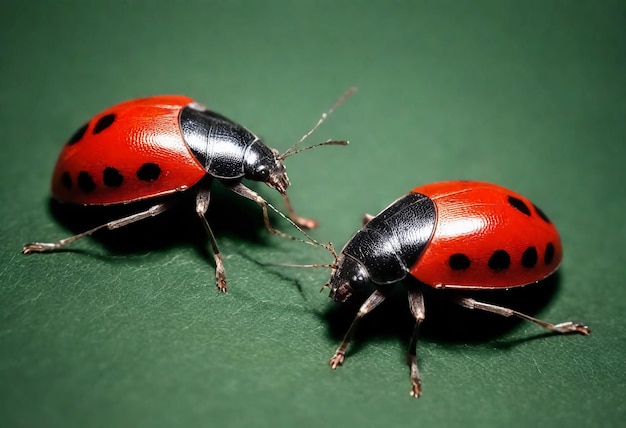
top-left (329, 289), bottom-right (387, 369)
top-left (282, 193), bottom-right (318, 229)
top-left (227, 182), bottom-right (307, 241)
top-left (195, 187), bottom-right (227, 293)
top-left (455, 297), bottom-right (590, 335)
top-left (407, 284), bottom-right (426, 398)
top-left (22, 203), bottom-right (170, 254)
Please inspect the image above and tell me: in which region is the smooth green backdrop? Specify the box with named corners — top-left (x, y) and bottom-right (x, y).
top-left (1, 1), bottom-right (624, 427)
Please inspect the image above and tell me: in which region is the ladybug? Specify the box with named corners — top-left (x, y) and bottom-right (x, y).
top-left (323, 180), bottom-right (590, 398)
top-left (23, 91), bottom-right (353, 292)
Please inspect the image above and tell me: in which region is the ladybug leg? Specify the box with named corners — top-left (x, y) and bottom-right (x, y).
top-left (195, 187), bottom-right (228, 293)
top-left (362, 213), bottom-right (374, 225)
top-left (406, 283), bottom-right (426, 398)
top-left (455, 297), bottom-right (591, 335)
top-left (281, 193), bottom-right (318, 229)
top-left (227, 182), bottom-right (306, 242)
top-left (22, 203), bottom-right (170, 254)
top-left (329, 289), bottom-right (387, 369)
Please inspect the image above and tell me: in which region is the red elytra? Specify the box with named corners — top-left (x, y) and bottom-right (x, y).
top-left (409, 180), bottom-right (562, 289)
top-left (52, 95), bottom-right (206, 205)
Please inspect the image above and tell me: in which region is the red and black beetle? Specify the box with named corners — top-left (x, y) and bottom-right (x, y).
top-left (323, 180), bottom-right (590, 397)
top-left (23, 90), bottom-right (355, 292)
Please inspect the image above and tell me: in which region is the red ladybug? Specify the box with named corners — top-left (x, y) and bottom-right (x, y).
top-left (23, 92), bottom-right (351, 292)
top-left (324, 180), bottom-right (590, 397)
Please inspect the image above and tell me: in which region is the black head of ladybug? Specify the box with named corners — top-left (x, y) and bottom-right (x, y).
top-left (327, 254), bottom-right (370, 303)
top-left (251, 87), bottom-right (357, 196)
top-left (243, 142), bottom-right (290, 195)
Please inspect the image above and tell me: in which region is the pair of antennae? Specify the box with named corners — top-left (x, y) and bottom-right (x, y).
top-left (279, 86), bottom-right (357, 160)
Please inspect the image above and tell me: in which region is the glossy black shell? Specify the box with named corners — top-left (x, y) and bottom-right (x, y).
top-left (341, 192), bottom-right (436, 284)
top-left (180, 105), bottom-right (276, 180)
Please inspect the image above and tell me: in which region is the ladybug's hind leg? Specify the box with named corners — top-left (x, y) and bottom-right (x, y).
top-left (195, 187), bottom-right (227, 293)
top-left (406, 283), bottom-right (426, 398)
top-left (455, 297), bottom-right (591, 335)
top-left (22, 203), bottom-right (170, 254)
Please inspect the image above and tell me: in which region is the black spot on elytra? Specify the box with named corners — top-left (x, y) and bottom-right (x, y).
top-left (103, 167), bottom-right (124, 187)
top-left (61, 172), bottom-right (72, 190)
top-left (507, 195), bottom-right (531, 216)
top-left (449, 253), bottom-right (471, 270)
top-left (67, 123), bottom-right (88, 145)
top-left (77, 171), bottom-right (96, 192)
top-left (544, 243), bottom-right (555, 264)
top-left (534, 204), bottom-right (551, 223)
top-left (136, 163), bottom-right (161, 181)
top-left (93, 114), bottom-right (116, 134)
top-left (521, 246), bottom-right (538, 268)
top-left (488, 250), bottom-right (510, 271)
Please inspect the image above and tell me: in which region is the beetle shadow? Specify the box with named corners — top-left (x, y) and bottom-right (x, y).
top-left (320, 273), bottom-right (567, 358)
top-left (43, 181), bottom-right (282, 264)
top-left (238, 251), bottom-right (311, 298)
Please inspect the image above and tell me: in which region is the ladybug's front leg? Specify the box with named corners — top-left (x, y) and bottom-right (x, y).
top-left (406, 283), bottom-right (426, 398)
top-left (227, 182), bottom-right (306, 241)
top-left (281, 193), bottom-right (318, 229)
top-left (329, 289), bottom-right (387, 369)
top-left (195, 187), bottom-right (228, 293)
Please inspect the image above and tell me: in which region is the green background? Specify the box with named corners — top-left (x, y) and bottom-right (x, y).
top-left (1, 1), bottom-right (624, 427)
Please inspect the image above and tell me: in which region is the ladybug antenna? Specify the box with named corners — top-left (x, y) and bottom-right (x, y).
top-left (264, 201), bottom-right (340, 270)
top-left (279, 140), bottom-right (349, 160)
top-left (279, 86), bottom-right (356, 160)
top-left (276, 262), bottom-right (337, 270)
top-left (265, 201), bottom-right (339, 263)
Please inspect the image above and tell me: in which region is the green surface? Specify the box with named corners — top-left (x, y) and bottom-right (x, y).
top-left (1, 1), bottom-right (625, 427)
